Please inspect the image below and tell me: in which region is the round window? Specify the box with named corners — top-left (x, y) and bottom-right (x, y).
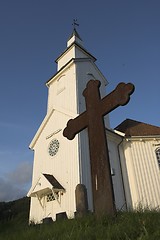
top-left (48, 139), bottom-right (60, 156)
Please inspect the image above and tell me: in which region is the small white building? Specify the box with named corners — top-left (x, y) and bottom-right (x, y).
top-left (27, 29), bottom-right (160, 223)
top-left (115, 119), bottom-right (160, 209)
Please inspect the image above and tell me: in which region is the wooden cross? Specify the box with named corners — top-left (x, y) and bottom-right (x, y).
top-left (63, 80), bottom-right (135, 217)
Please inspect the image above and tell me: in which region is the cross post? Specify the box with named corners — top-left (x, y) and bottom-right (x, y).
top-left (63, 80), bottom-right (134, 217)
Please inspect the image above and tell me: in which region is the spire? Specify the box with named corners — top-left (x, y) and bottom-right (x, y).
top-left (68, 28), bottom-right (82, 41)
top-left (67, 19), bottom-right (83, 47)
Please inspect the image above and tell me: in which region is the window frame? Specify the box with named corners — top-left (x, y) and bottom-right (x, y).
top-left (155, 148), bottom-right (160, 168)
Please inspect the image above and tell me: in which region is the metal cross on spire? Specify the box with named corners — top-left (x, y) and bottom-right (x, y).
top-left (72, 19), bottom-right (79, 29)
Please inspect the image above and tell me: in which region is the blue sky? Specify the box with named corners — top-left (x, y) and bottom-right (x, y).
top-left (0, 0), bottom-right (159, 201)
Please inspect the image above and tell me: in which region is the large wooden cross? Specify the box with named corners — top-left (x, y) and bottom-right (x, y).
top-left (63, 80), bottom-right (135, 216)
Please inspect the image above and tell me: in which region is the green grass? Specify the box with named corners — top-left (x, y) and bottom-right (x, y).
top-left (1, 209), bottom-right (160, 240)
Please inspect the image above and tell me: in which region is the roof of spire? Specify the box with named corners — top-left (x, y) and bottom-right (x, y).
top-left (68, 27), bottom-right (82, 41)
top-left (67, 27), bottom-right (83, 47)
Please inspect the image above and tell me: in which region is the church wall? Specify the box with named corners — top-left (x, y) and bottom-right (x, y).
top-left (47, 64), bottom-right (78, 115)
top-left (118, 142), bottom-right (132, 209)
top-left (75, 60), bottom-right (110, 128)
top-left (57, 44), bottom-right (94, 71)
top-left (57, 47), bottom-right (75, 71)
top-left (107, 132), bottom-right (126, 210)
top-left (75, 47), bottom-right (95, 60)
top-left (123, 139), bottom-right (160, 209)
top-left (67, 59), bottom-right (111, 212)
top-left (78, 130), bottom-right (93, 211)
top-left (29, 110), bottom-right (80, 222)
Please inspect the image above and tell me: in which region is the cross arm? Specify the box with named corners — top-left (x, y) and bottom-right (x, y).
top-left (63, 81), bottom-right (135, 140)
top-left (63, 111), bottom-right (88, 140)
top-left (100, 82), bottom-right (135, 116)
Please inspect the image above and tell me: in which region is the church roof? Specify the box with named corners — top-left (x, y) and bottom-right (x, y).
top-left (43, 174), bottom-right (65, 190)
top-left (115, 119), bottom-right (160, 137)
top-left (55, 41), bottom-right (96, 63)
top-left (68, 27), bottom-right (82, 41)
top-left (27, 173), bottom-right (65, 197)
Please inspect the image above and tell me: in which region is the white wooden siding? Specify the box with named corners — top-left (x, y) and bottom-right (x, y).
top-left (29, 110), bottom-right (80, 222)
top-left (123, 139), bottom-right (160, 209)
top-left (47, 64), bottom-right (78, 115)
top-left (76, 60), bottom-right (110, 128)
top-left (78, 130), bottom-right (93, 211)
top-left (107, 132), bottom-right (126, 210)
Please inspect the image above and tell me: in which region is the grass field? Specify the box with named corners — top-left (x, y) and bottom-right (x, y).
top-left (1, 207), bottom-right (160, 240)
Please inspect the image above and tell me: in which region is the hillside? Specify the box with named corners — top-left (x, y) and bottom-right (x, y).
top-left (0, 196), bottom-right (30, 222)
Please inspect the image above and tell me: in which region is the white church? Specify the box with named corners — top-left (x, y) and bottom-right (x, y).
top-left (27, 28), bottom-right (160, 223)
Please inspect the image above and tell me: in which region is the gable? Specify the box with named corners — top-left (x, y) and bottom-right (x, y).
top-left (29, 107), bottom-right (78, 149)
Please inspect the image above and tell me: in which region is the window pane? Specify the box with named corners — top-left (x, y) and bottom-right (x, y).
top-left (46, 192), bottom-right (59, 202)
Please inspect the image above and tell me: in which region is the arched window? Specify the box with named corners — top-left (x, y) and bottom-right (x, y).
top-left (155, 148), bottom-right (160, 168)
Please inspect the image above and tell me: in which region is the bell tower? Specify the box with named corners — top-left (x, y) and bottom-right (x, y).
top-left (46, 27), bottom-right (109, 122)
